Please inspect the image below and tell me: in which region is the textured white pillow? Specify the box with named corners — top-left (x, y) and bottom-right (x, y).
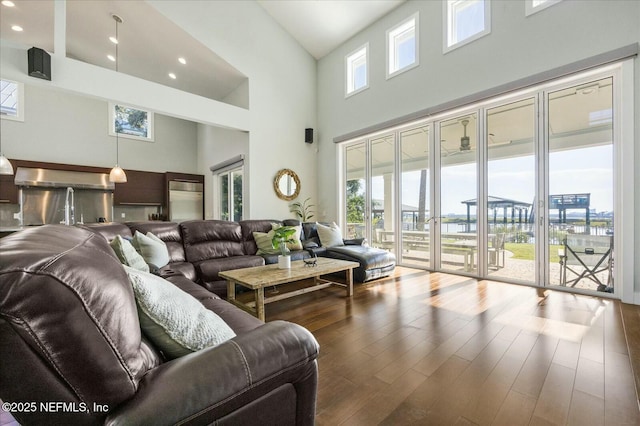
top-left (316, 222), bottom-right (344, 247)
top-left (110, 235), bottom-right (149, 272)
top-left (253, 229), bottom-right (280, 255)
top-left (124, 266), bottom-right (236, 359)
top-left (133, 231), bottom-right (170, 268)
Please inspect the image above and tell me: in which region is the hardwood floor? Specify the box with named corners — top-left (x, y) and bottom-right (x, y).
top-left (267, 267), bottom-right (640, 426)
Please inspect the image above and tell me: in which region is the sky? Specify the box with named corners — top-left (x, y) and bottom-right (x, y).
top-left (372, 144), bottom-right (613, 216)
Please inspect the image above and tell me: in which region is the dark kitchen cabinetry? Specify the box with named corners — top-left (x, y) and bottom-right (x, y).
top-left (114, 170), bottom-right (166, 206)
top-left (0, 173), bottom-right (19, 204)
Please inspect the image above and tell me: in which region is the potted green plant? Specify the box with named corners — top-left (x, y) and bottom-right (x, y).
top-left (272, 226), bottom-right (296, 269)
top-left (289, 197), bottom-right (315, 222)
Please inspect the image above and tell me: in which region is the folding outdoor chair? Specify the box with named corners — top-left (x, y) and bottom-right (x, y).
top-left (559, 234), bottom-right (613, 292)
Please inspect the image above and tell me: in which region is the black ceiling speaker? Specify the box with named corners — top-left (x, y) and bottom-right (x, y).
top-left (28, 47), bottom-right (51, 81)
top-left (305, 128), bottom-right (314, 144)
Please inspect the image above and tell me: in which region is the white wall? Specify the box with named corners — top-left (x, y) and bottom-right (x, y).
top-left (150, 0), bottom-right (318, 221)
top-left (0, 44), bottom-right (250, 132)
top-left (0, 84), bottom-right (198, 173)
top-left (197, 124), bottom-right (249, 219)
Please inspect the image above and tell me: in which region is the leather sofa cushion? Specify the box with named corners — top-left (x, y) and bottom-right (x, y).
top-left (300, 221), bottom-right (334, 246)
top-left (181, 220), bottom-right (246, 263)
top-left (166, 274), bottom-right (220, 302)
top-left (199, 298), bottom-right (263, 335)
top-left (196, 255), bottom-right (265, 282)
top-left (326, 245), bottom-right (396, 269)
top-left (128, 221), bottom-right (186, 263)
top-left (200, 280), bottom-right (229, 298)
top-left (78, 222), bottom-right (132, 241)
top-left (262, 250), bottom-right (310, 265)
top-left (0, 225), bottom-right (155, 409)
top-left (159, 261), bottom-right (197, 282)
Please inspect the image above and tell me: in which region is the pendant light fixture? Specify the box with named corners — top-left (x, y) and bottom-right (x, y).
top-left (0, 136), bottom-right (14, 175)
top-left (109, 13), bottom-right (127, 183)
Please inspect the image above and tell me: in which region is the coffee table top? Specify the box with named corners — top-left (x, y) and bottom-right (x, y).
top-left (219, 257), bottom-right (359, 289)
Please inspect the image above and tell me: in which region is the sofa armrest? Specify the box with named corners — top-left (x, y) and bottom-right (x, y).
top-left (105, 320), bottom-right (319, 426)
top-left (343, 238), bottom-right (366, 246)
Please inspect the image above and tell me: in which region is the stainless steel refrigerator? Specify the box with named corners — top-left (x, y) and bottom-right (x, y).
top-left (168, 180), bottom-right (203, 222)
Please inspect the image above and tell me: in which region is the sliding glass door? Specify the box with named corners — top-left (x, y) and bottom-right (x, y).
top-left (439, 114), bottom-right (478, 274)
top-left (486, 98), bottom-right (536, 283)
top-left (370, 135), bottom-right (396, 256)
top-left (400, 125), bottom-right (431, 267)
top-left (341, 65), bottom-right (624, 298)
top-left (345, 142), bottom-right (367, 239)
top-left (547, 77), bottom-right (614, 293)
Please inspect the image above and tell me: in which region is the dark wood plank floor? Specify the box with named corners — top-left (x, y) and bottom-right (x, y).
top-left (267, 267), bottom-right (640, 426)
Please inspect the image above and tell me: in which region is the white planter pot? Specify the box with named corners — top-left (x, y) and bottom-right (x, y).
top-left (278, 255), bottom-right (291, 269)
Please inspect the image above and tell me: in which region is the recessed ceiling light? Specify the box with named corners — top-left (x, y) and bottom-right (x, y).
top-left (107, 54), bottom-right (115, 62)
top-left (109, 36), bottom-right (118, 44)
top-left (178, 57), bottom-right (186, 65)
top-left (2, 1), bottom-right (16, 7)
top-left (11, 25), bottom-right (23, 32)
top-left (168, 73), bottom-right (176, 79)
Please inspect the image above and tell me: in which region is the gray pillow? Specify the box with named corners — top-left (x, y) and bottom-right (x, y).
top-left (316, 222), bottom-right (344, 247)
top-left (110, 235), bottom-right (149, 272)
top-left (124, 266), bottom-right (236, 360)
top-left (133, 231), bottom-right (170, 268)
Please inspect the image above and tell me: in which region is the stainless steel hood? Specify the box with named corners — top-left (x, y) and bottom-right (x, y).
top-left (14, 167), bottom-right (115, 190)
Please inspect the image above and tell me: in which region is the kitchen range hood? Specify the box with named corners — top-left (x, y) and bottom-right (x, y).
top-left (14, 167), bottom-right (115, 190)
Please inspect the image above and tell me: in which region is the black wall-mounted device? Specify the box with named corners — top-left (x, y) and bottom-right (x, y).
top-left (305, 128), bottom-right (314, 144)
top-left (28, 47), bottom-right (51, 81)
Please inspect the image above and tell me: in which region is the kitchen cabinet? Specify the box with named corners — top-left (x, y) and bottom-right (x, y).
top-left (114, 170), bottom-right (166, 206)
top-left (0, 173), bottom-right (18, 204)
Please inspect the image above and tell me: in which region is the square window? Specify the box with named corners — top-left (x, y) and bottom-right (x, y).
top-left (387, 13), bottom-right (419, 79)
top-left (346, 43), bottom-right (369, 97)
top-left (109, 103), bottom-right (154, 142)
top-left (444, 0), bottom-right (491, 53)
top-left (526, 0), bottom-right (562, 16)
top-left (1, 79), bottom-right (24, 122)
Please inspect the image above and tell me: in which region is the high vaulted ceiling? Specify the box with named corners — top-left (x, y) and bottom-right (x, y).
top-left (257, 0), bottom-right (405, 59)
top-left (1, 0), bottom-right (405, 102)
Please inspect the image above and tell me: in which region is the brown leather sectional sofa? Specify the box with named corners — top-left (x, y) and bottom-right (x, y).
top-left (83, 219), bottom-right (396, 297)
top-left (0, 224), bottom-right (319, 425)
top-left (82, 219), bottom-right (309, 297)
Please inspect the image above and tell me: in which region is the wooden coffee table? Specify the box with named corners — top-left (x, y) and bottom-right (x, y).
top-left (220, 257), bottom-right (359, 321)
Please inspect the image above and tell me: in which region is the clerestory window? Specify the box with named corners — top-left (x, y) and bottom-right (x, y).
top-left (0, 79), bottom-right (24, 122)
top-left (444, 0), bottom-right (491, 53)
top-left (387, 13), bottom-right (419, 79)
top-left (345, 43), bottom-right (369, 97)
top-left (526, 0), bottom-right (563, 16)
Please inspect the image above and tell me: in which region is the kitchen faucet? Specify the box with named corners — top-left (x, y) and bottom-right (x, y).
top-left (64, 186), bottom-right (75, 225)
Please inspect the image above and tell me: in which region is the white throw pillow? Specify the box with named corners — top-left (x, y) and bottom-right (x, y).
top-left (110, 235), bottom-right (149, 273)
top-left (124, 265), bottom-right (236, 360)
top-left (133, 231), bottom-right (170, 268)
top-left (316, 222), bottom-right (344, 247)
